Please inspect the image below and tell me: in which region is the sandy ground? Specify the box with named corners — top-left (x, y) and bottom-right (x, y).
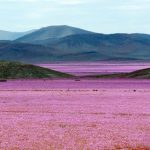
top-left (0, 80), bottom-right (150, 150)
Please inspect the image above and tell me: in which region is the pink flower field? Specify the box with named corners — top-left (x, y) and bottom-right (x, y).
top-left (0, 78), bottom-right (150, 150)
top-left (38, 62), bottom-right (150, 76)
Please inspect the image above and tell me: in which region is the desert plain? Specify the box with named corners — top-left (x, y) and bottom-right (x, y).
top-left (0, 62), bottom-right (150, 150)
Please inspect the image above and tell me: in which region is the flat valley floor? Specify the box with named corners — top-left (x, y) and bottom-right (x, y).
top-left (0, 79), bottom-right (150, 150)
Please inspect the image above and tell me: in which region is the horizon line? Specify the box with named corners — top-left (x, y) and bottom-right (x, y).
top-left (0, 25), bottom-right (150, 35)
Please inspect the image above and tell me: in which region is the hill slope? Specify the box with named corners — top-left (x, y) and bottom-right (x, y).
top-left (0, 61), bottom-right (73, 79)
top-left (85, 68), bottom-right (150, 79)
top-left (123, 68), bottom-right (150, 78)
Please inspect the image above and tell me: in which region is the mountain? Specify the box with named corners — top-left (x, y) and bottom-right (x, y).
top-left (0, 30), bottom-right (35, 40)
top-left (0, 25), bottom-right (150, 62)
top-left (16, 25), bottom-right (93, 44)
top-left (0, 61), bottom-right (73, 79)
top-left (0, 41), bottom-right (58, 63)
top-left (84, 68), bottom-right (150, 79)
top-left (131, 33), bottom-right (150, 40)
top-left (1, 33), bottom-right (150, 62)
top-left (47, 33), bottom-right (150, 61)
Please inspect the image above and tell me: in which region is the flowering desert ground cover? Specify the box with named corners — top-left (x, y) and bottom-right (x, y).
top-left (39, 62), bottom-right (150, 76)
top-left (0, 63), bottom-right (150, 150)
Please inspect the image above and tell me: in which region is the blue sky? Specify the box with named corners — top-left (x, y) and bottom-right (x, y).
top-left (0, 0), bottom-right (150, 33)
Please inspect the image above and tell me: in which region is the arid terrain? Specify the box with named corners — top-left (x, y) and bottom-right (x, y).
top-left (0, 63), bottom-right (150, 150)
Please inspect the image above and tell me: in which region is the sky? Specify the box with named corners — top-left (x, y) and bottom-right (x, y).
top-left (0, 0), bottom-right (150, 33)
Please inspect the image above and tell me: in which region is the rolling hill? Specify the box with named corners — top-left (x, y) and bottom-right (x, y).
top-left (0, 61), bottom-right (73, 79)
top-left (84, 68), bottom-right (150, 79)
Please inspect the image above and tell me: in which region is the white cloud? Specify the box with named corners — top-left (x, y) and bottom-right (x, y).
top-left (110, 5), bottom-right (146, 11)
top-left (0, 0), bottom-right (150, 33)
top-left (58, 0), bottom-right (87, 5)
top-left (0, 0), bottom-right (92, 5)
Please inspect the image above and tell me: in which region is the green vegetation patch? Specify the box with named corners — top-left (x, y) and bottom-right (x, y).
top-left (0, 61), bottom-right (73, 79)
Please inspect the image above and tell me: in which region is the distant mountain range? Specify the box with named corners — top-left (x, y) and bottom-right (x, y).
top-left (0, 30), bottom-right (35, 40)
top-left (16, 25), bottom-right (93, 44)
top-left (0, 25), bottom-right (150, 62)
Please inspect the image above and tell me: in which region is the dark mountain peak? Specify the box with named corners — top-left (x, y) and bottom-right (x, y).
top-left (16, 25), bottom-right (93, 44)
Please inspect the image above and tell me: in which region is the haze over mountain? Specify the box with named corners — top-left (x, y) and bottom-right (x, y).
top-left (0, 25), bottom-right (150, 62)
top-left (0, 30), bottom-right (35, 40)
